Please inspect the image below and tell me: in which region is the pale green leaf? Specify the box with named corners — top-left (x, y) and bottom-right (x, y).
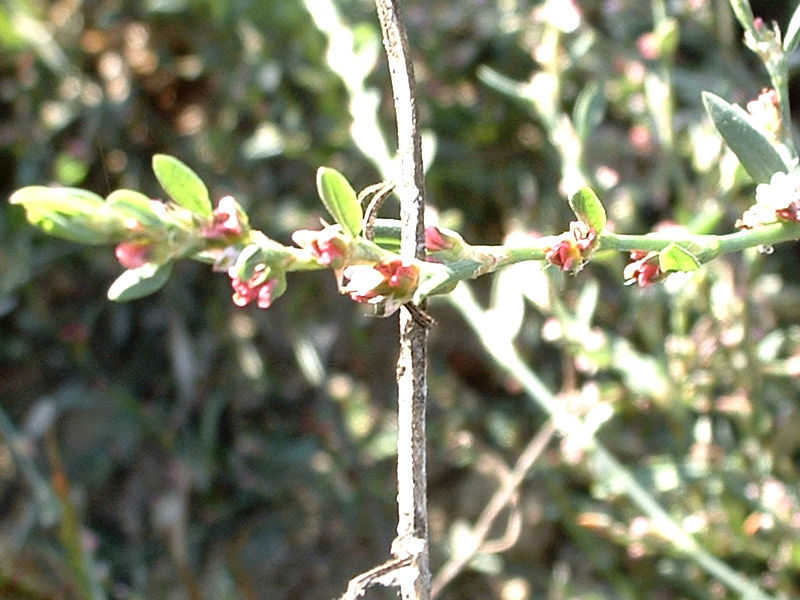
top-left (658, 242), bottom-right (700, 272)
top-left (107, 262), bottom-right (173, 301)
top-left (784, 2), bottom-right (800, 52)
top-left (316, 167), bottom-right (362, 237)
top-left (569, 187), bottom-right (607, 232)
top-left (702, 91), bottom-right (788, 183)
top-left (152, 154), bottom-right (212, 217)
top-left (9, 186), bottom-right (118, 244)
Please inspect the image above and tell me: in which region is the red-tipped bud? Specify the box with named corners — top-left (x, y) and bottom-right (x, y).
top-left (115, 242), bottom-right (151, 269)
top-left (205, 196), bottom-right (247, 239)
top-left (425, 226), bottom-right (451, 251)
top-left (292, 228), bottom-right (349, 269)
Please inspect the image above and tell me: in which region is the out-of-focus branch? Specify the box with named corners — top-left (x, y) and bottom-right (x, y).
top-left (431, 420), bottom-right (556, 598)
top-left (445, 282), bottom-right (776, 600)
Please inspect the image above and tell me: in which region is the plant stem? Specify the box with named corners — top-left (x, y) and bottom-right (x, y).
top-left (374, 1), bottom-right (431, 599)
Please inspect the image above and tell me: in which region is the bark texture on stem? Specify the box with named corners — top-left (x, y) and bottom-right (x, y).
top-left (374, 1), bottom-right (430, 599)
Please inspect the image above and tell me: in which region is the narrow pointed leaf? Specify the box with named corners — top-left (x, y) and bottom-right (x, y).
top-left (658, 242), bottom-right (700, 272)
top-left (152, 154), bottom-right (211, 217)
top-left (9, 186), bottom-right (119, 244)
top-left (702, 91), bottom-right (788, 183)
top-left (785, 2), bottom-right (800, 52)
top-left (107, 262), bottom-right (173, 301)
top-left (569, 187), bottom-right (607, 233)
top-left (316, 167), bottom-right (362, 237)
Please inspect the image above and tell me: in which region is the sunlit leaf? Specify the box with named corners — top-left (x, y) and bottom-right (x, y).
top-left (658, 242), bottom-right (700, 272)
top-left (316, 167), bottom-right (362, 237)
top-left (9, 186), bottom-right (118, 244)
top-left (702, 91), bottom-right (788, 183)
top-left (152, 154), bottom-right (212, 217)
top-left (569, 187), bottom-right (607, 233)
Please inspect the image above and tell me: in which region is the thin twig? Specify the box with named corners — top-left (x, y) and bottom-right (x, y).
top-left (374, 1), bottom-right (431, 599)
top-left (431, 420), bottom-right (556, 598)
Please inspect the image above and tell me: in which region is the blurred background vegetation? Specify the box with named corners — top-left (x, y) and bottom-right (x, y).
top-left (3, 0), bottom-right (800, 598)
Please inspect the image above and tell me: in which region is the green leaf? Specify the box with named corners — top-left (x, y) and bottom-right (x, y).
top-left (702, 91), bottom-right (788, 183)
top-left (9, 186), bottom-right (119, 244)
top-left (572, 81), bottom-right (606, 141)
top-left (569, 187), bottom-right (607, 233)
top-left (316, 167), bottom-right (362, 237)
top-left (658, 243), bottom-right (700, 272)
top-left (107, 189), bottom-right (165, 228)
top-left (785, 2), bottom-right (800, 52)
top-left (152, 154), bottom-right (212, 217)
top-left (107, 262), bottom-right (173, 302)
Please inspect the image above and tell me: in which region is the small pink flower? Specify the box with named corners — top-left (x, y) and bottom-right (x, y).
top-left (623, 251), bottom-right (661, 287)
top-left (341, 260), bottom-right (419, 304)
top-left (230, 269), bottom-right (278, 309)
top-left (115, 242), bottom-right (151, 269)
top-left (747, 88), bottom-right (781, 135)
top-left (425, 226), bottom-right (451, 252)
top-left (205, 196), bottom-right (245, 239)
top-left (544, 222), bottom-right (597, 272)
top-left (545, 240), bottom-right (582, 271)
top-left (292, 228), bottom-right (349, 268)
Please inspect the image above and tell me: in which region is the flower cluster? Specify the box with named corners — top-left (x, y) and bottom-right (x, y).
top-left (544, 221), bottom-right (597, 272)
top-left (623, 250), bottom-right (662, 288)
top-left (737, 170), bottom-right (800, 229)
top-left (341, 259), bottom-right (419, 315)
top-left (229, 267), bottom-right (286, 309)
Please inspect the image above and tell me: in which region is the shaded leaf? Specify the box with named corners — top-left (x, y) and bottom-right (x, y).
top-left (569, 187), bottom-right (607, 233)
top-left (658, 242), bottom-right (700, 272)
top-left (152, 154), bottom-right (212, 217)
top-left (316, 167), bottom-right (362, 237)
top-left (107, 262), bottom-right (173, 301)
top-left (702, 91), bottom-right (788, 183)
top-left (785, 2), bottom-right (800, 53)
top-left (573, 81), bottom-right (606, 141)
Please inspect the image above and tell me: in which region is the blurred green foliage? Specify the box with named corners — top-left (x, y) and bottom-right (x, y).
top-left (2, 0), bottom-right (800, 599)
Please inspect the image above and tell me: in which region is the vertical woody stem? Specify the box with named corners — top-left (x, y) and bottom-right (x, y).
top-left (374, 1), bottom-right (430, 599)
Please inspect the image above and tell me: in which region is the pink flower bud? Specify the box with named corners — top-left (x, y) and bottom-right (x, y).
top-left (637, 32), bottom-right (660, 60)
top-left (205, 196), bottom-right (245, 239)
top-left (115, 242), bottom-right (151, 269)
top-left (424, 226), bottom-right (451, 251)
top-left (292, 228), bottom-right (349, 268)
